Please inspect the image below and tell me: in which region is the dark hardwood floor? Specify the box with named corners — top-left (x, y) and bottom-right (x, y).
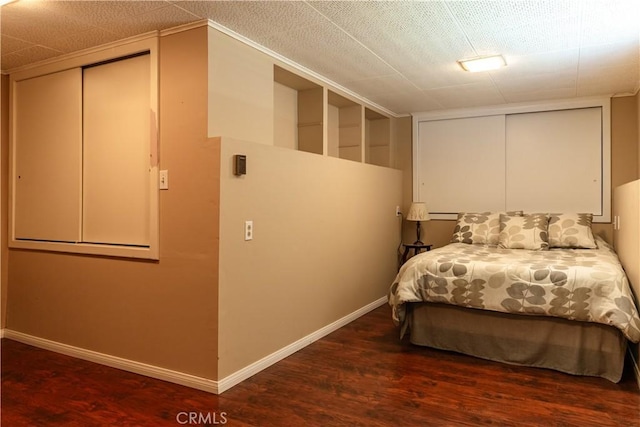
top-left (2, 305), bottom-right (639, 426)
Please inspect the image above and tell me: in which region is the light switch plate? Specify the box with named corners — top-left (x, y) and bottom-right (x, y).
top-left (159, 170), bottom-right (169, 190)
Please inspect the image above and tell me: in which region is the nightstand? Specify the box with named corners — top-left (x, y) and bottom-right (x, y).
top-left (401, 243), bottom-right (432, 264)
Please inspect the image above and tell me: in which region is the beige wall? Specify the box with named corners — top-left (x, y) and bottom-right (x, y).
top-left (637, 91), bottom-right (640, 169)
top-left (635, 90), bottom-right (640, 376)
top-left (4, 22), bottom-right (409, 387)
top-left (1, 74), bottom-right (8, 329)
top-left (5, 27), bottom-right (220, 379)
top-left (402, 97), bottom-right (640, 247)
top-left (217, 138), bottom-right (402, 377)
top-left (206, 26), bottom-right (408, 378)
top-left (208, 29), bottom-right (274, 145)
top-left (612, 95), bottom-right (639, 186)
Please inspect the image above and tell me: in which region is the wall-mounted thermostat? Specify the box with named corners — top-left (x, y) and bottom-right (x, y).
top-left (234, 154), bottom-right (246, 176)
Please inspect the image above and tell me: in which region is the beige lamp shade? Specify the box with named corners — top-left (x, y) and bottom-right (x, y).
top-left (406, 202), bottom-right (430, 222)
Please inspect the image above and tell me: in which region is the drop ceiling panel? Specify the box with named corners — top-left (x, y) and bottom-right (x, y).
top-left (498, 72), bottom-right (578, 100)
top-left (312, 1), bottom-right (476, 79)
top-left (43, 28), bottom-right (121, 55)
top-left (503, 87), bottom-right (579, 104)
top-left (386, 92), bottom-right (444, 114)
top-left (175, 0), bottom-right (322, 39)
top-left (38, 0), bottom-right (175, 25)
top-left (409, 64), bottom-right (494, 91)
top-left (490, 50), bottom-right (580, 81)
top-left (579, 41), bottom-right (640, 69)
top-left (260, 23), bottom-right (398, 84)
top-left (580, 0), bottom-right (640, 45)
top-left (342, 74), bottom-right (422, 109)
top-left (2, 45), bottom-right (63, 70)
top-left (2, 2), bottom-right (95, 45)
top-left (1, 0), bottom-right (639, 115)
top-left (1, 34), bottom-right (33, 55)
top-left (426, 82), bottom-right (506, 110)
top-left (578, 65), bottom-right (640, 96)
top-left (95, 5), bottom-right (200, 38)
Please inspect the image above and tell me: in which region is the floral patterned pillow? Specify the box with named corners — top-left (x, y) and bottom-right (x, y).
top-left (548, 213), bottom-right (597, 249)
top-left (451, 211), bottom-right (523, 245)
top-left (498, 213), bottom-right (549, 250)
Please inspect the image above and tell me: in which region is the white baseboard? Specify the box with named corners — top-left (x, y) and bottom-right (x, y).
top-left (216, 296), bottom-right (387, 393)
top-left (2, 329), bottom-right (220, 393)
top-left (1, 296), bottom-right (387, 394)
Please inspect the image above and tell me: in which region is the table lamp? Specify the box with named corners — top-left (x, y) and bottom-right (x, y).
top-left (406, 202), bottom-right (430, 245)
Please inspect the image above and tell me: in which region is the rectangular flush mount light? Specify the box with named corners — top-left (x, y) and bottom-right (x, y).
top-left (458, 55), bottom-right (506, 72)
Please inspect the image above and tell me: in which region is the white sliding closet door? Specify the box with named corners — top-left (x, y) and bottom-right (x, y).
top-left (505, 108), bottom-right (603, 215)
top-left (82, 54), bottom-right (151, 246)
top-left (416, 115), bottom-right (506, 216)
top-left (13, 68), bottom-right (82, 242)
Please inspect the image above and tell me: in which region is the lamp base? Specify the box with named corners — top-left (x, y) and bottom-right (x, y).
top-left (412, 240), bottom-right (424, 245)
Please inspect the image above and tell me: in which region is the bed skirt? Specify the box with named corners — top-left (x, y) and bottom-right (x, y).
top-left (407, 302), bottom-right (628, 382)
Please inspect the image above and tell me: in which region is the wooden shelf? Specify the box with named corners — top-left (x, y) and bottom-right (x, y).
top-left (273, 65), bottom-right (393, 167)
top-left (365, 107), bottom-right (391, 167)
top-left (274, 65), bottom-right (323, 154)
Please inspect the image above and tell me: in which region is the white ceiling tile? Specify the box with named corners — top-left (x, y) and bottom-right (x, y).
top-left (1, 0), bottom-right (639, 115)
top-left (343, 74), bottom-right (418, 98)
top-left (312, 1), bottom-right (476, 78)
top-left (1, 45), bottom-right (64, 70)
top-left (388, 91), bottom-right (445, 114)
top-left (448, 0), bottom-right (582, 55)
top-left (490, 50), bottom-right (579, 81)
top-left (497, 72), bottom-right (577, 96)
top-left (577, 65), bottom-right (640, 96)
top-left (174, 0), bottom-right (322, 38)
top-left (259, 23), bottom-right (397, 84)
top-left (341, 74), bottom-right (422, 108)
top-left (1, 34), bottom-right (34, 55)
top-left (101, 5), bottom-right (200, 38)
top-left (425, 82), bottom-right (507, 110)
top-left (502, 87), bottom-right (579, 104)
top-left (38, 0), bottom-right (176, 26)
top-left (579, 41), bottom-right (640, 70)
top-left (44, 28), bottom-right (122, 54)
top-left (408, 62), bottom-right (494, 91)
top-left (1, 1), bottom-right (95, 45)
top-left (580, 0), bottom-right (640, 46)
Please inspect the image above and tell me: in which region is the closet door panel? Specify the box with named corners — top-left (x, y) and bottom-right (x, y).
top-left (416, 115), bottom-right (506, 216)
top-left (13, 68), bottom-right (82, 242)
top-left (82, 54), bottom-right (151, 246)
top-left (505, 108), bottom-right (603, 215)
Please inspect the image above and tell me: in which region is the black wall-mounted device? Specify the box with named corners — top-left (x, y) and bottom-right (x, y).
top-left (234, 154), bottom-right (247, 176)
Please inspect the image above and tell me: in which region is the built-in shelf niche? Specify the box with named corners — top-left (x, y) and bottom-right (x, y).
top-left (328, 91), bottom-right (362, 162)
top-left (273, 65), bottom-right (323, 155)
top-left (274, 65), bottom-right (394, 167)
top-left (365, 108), bottom-right (391, 167)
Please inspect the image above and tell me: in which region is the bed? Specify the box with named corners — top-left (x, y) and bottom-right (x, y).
top-left (388, 212), bottom-right (640, 382)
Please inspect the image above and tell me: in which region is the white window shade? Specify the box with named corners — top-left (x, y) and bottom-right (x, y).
top-left (416, 115), bottom-right (506, 216)
top-left (413, 99), bottom-right (610, 222)
top-left (505, 108), bottom-right (603, 216)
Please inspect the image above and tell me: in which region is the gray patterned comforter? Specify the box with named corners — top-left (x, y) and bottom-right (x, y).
top-left (389, 237), bottom-right (640, 342)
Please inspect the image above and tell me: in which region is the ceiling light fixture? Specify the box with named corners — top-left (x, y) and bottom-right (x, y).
top-left (0, 0), bottom-right (18, 6)
top-left (458, 55), bottom-right (506, 72)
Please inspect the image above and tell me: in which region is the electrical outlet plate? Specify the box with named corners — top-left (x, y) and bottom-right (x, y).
top-left (396, 206), bottom-right (401, 216)
top-left (244, 220), bottom-right (253, 240)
